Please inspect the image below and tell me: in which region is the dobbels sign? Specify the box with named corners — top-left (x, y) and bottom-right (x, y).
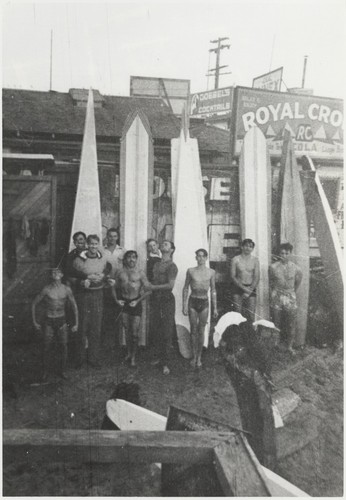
top-left (190, 87), bottom-right (234, 118)
top-left (233, 87), bottom-right (343, 159)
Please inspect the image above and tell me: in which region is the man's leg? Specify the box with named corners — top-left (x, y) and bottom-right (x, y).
top-left (246, 296), bottom-right (256, 323)
top-left (129, 315), bottom-right (141, 366)
top-left (122, 313), bottom-right (131, 360)
top-left (188, 306), bottom-right (199, 367)
top-left (162, 295), bottom-right (175, 374)
top-left (57, 323), bottom-right (69, 378)
top-left (286, 309), bottom-right (297, 353)
top-left (196, 307), bottom-right (209, 367)
top-left (42, 325), bottom-right (53, 381)
top-left (232, 293), bottom-right (243, 315)
top-left (88, 290), bottom-right (104, 367)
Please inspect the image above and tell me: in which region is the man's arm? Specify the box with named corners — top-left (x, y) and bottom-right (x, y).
top-left (268, 265), bottom-right (275, 290)
top-left (182, 270), bottom-right (192, 315)
top-left (250, 257), bottom-right (260, 291)
top-left (66, 286), bottom-right (79, 331)
top-left (111, 273), bottom-right (125, 307)
top-left (130, 272), bottom-right (152, 306)
top-left (294, 266), bottom-right (303, 291)
top-left (210, 270), bottom-right (218, 318)
top-left (32, 289), bottom-right (46, 330)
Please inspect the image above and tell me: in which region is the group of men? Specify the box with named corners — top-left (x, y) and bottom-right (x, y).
top-left (32, 227), bottom-right (302, 381)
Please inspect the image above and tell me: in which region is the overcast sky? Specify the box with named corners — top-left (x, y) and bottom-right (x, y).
top-left (2, 0), bottom-right (345, 99)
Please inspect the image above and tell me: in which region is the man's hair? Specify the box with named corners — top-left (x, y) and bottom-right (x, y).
top-left (107, 227), bottom-right (119, 238)
top-left (87, 234), bottom-right (100, 244)
top-left (147, 238), bottom-right (158, 245)
top-left (241, 238), bottom-right (255, 248)
top-left (124, 250), bottom-right (138, 261)
top-left (73, 231), bottom-right (86, 241)
top-left (195, 248), bottom-right (208, 257)
top-left (164, 240), bottom-right (175, 254)
top-left (279, 242), bottom-right (293, 253)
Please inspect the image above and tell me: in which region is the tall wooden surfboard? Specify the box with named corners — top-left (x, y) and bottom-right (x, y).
top-left (171, 114), bottom-right (210, 353)
top-left (278, 133), bottom-right (310, 346)
top-left (120, 109), bottom-right (154, 346)
top-left (301, 155), bottom-right (344, 329)
top-left (239, 126), bottom-right (271, 321)
top-left (69, 89), bottom-right (102, 250)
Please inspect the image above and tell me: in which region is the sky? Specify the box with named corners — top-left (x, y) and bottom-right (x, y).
top-left (2, 0), bottom-right (346, 99)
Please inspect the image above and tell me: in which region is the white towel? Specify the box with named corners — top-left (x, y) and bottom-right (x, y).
top-left (213, 312), bottom-right (247, 348)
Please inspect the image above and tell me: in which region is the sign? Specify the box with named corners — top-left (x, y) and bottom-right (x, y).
top-left (253, 67), bottom-right (283, 92)
top-left (234, 87), bottom-right (344, 159)
top-left (189, 87), bottom-right (234, 118)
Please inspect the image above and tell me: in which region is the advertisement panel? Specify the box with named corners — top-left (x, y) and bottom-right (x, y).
top-left (234, 87), bottom-right (344, 159)
top-left (190, 87), bottom-right (234, 118)
top-left (253, 67), bottom-right (283, 91)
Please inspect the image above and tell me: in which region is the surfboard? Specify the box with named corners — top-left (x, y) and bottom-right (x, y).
top-left (120, 109), bottom-right (154, 346)
top-left (105, 398), bottom-right (308, 496)
top-left (239, 125), bottom-right (271, 321)
top-left (171, 109), bottom-right (210, 356)
top-left (69, 89), bottom-right (102, 251)
top-left (301, 155), bottom-right (344, 328)
top-left (278, 132), bottom-right (310, 347)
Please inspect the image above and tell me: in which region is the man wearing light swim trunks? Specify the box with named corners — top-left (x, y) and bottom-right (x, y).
top-left (112, 250), bottom-right (151, 367)
top-left (269, 243), bottom-right (303, 354)
top-left (230, 239), bottom-right (260, 322)
top-left (183, 249), bottom-right (218, 368)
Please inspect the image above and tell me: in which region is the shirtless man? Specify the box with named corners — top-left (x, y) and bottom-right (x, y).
top-left (32, 268), bottom-right (78, 381)
top-left (112, 250), bottom-right (151, 366)
top-left (269, 243), bottom-right (303, 354)
top-left (183, 249), bottom-right (218, 368)
top-left (230, 239), bottom-right (260, 322)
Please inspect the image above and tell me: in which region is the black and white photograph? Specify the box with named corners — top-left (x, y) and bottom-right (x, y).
top-left (2, 0), bottom-right (344, 496)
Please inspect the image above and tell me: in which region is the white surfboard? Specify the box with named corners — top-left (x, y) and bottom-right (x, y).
top-left (239, 126), bottom-right (271, 321)
top-left (105, 398), bottom-right (309, 496)
top-left (69, 89), bottom-right (102, 250)
top-left (120, 109), bottom-right (154, 346)
top-left (171, 112), bottom-right (210, 355)
top-left (279, 134), bottom-right (310, 346)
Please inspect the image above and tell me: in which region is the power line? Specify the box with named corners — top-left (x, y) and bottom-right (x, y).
top-left (207, 37), bottom-right (231, 90)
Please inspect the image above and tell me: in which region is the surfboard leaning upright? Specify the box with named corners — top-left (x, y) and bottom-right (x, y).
top-left (171, 110), bottom-right (210, 356)
top-left (278, 132), bottom-right (310, 347)
top-left (120, 109), bottom-right (154, 346)
top-left (69, 88), bottom-right (102, 250)
top-left (239, 125), bottom-right (271, 321)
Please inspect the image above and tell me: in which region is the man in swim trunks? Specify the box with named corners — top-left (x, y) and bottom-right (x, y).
top-left (183, 249), bottom-right (218, 368)
top-left (230, 239), bottom-right (260, 322)
top-left (269, 242), bottom-right (302, 354)
top-left (111, 250), bottom-right (151, 366)
top-left (32, 267), bottom-right (78, 381)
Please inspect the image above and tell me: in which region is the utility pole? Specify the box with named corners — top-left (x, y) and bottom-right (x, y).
top-left (207, 37), bottom-right (231, 89)
top-left (301, 55), bottom-right (308, 89)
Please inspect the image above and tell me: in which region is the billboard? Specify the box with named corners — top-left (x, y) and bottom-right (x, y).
top-left (233, 87), bottom-right (344, 159)
top-left (253, 67), bottom-right (283, 92)
top-left (189, 87), bottom-right (234, 118)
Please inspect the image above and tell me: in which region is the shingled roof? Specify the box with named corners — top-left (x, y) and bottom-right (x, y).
top-left (2, 88), bottom-right (230, 153)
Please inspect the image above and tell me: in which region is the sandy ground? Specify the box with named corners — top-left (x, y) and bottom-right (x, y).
top-left (3, 330), bottom-right (343, 497)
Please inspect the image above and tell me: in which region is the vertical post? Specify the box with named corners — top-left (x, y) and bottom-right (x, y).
top-left (50, 30), bottom-right (53, 91)
top-left (215, 38), bottom-right (221, 89)
top-left (301, 55), bottom-right (308, 89)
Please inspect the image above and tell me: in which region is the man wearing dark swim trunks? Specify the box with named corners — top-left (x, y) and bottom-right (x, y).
top-left (230, 239), bottom-right (260, 322)
top-left (32, 267), bottom-right (78, 381)
top-left (112, 250), bottom-right (151, 367)
top-left (183, 249), bottom-right (218, 368)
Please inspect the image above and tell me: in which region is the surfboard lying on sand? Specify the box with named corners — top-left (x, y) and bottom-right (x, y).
top-left (301, 155), bottom-right (344, 328)
top-left (120, 109), bottom-right (154, 346)
top-left (171, 108), bottom-right (210, 356)
top-left (239, 125), bottom-right (271, 321)
top-left (69, 89), bottom-right (102, 251)
top-left (278, 133), bottom-right (310, 347)
top-left (105, 398), bottom-right (309, 497)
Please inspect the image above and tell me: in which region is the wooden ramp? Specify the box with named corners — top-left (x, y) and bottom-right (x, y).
top-left (301, 155), bottom-right (344, 329)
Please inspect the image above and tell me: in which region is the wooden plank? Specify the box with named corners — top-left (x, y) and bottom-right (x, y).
top-left (213, 437), bottom-right (272, 497)
top-left (3, 430), bottom-right (229, 465)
